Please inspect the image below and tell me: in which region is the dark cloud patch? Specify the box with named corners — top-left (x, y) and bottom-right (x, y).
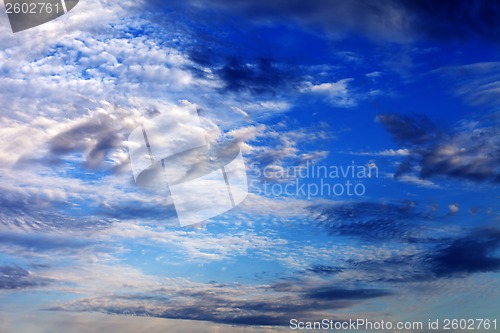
top-left (306, 287), bottom-right (392, 300)
top-left (377, 113), bottom-right (500, 183)
top-left (187, 48), bottom-right (218, 68)
top-left (375, 114), bottom-right (440, 146)
top-left (171, 0), bottom-right (500, 43)
top-left (49, 120), bottom-right (123, 170)
top-left (0, 266), bottom-right (52, 290)
top-left (404, 0), bottom-right (500, 42)
top-left (0, 190), bottom-right (112, 232)
top-left (37, 107), bottom-right (138, 173)
top-left (428, 228), bottom-right (500, 277)
top-left (97, 201), bottom-right (177, 221)
top-left (306, 228), bottom-right (500, 283)
top-left (216, 57), bottom-right (293, 95)
top-left (345, 254), bottom-right (435, 283)
top-left (52, 283), bottom-right (391, 326)
top-left (309, 201), bottom-right (428, 242)
top-left (0, 192), bottom-right (42, 216)
top-left (307, 265), bottom-right (344, 275)
top-left (0, 232), bottom-right (95, 252)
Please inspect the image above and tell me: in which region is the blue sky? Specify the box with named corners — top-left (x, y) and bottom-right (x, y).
top-left (0, 0), bottom-right (499, 332)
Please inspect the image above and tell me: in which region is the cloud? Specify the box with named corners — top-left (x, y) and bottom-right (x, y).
top-left (307, 265), bottom-right (344, 276)
top-left (366, 71), bottom-right (382, 78)
top-left (392, 174), bottom-right (439, 188)
top-left (173, 0), bottom-right (500, 43)
top-left (350, 149), bottom-right (410, 157)
top-left (427, 228), bottom-right (500, 277)
top-left (0, 232), bottom-right (95, 252)
top-left (376, 149), bottom-right (410, 156)
top-left (0, 312), bottom-right (282, 333)
top-left (0, 266), bottom-right (53, 290)
top-left (301, 79), bottom-right (357, 107)
top-left (101, 221), bottom-right (288, 263)
top-left (435, 62), bottom-right (500, 107)
top-left (302, 203), bottom-right (500, 284)
top-left (377, 113), bottom-right (500, 183)
top-left (305, 227), bottom-right (500, 283)
top-left (47, 104), bottom-right (140, 171)
top-left (50, 279), bottom-right (392, 326)
top-left (403, 0), bottom-right (500, 42)
top-left (247, 124), bottom-right (331, 177)
top-left (448, 203), bottom-right (459, 215)
top-left (375, 114), bottom-right (438, 146)
top-left (0, 181), bottom-right (109, 234)
top-left (216, 57), bottom-right (293, 95)
top-left (308, 201), bottom-right (432, 242)
top-left (305, 287), bottom-right (392, 300)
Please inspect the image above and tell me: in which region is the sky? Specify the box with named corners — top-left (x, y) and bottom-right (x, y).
top-left (0, 0), bottom-right (499, 332)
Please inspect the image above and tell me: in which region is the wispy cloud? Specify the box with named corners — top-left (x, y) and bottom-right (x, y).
top-left (435, 62), bottom-right (500, 107)
top-left (167, 0), bottom-right (500, 43)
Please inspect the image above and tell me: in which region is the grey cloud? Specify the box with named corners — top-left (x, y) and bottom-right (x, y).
top-left (427, 227), bottom-right (500, 277)
top-left (307, 265), bottom-right (344, 276)
top-left (0, 190), bottom-right (112, 233)
top-left (48, 112), bottom-right (133, 171)
top-left (375, 114), bottom-right (439, 146)
top-left (51, 283), bottom-right (392, 326)
top-left (306, 227), bottom-right (500, 283)
top-left (377, 113), bottom-right (500, 183)
top-left (0, 232), bottom-right (96, 252)
top-left (306, 287), bottom-right (392, 300)
top-left (216, 57), bottom-right (295, 96)
top-left (0, 265), bottom-right (52, 290)
top-left (97, 201), bottom-right (178, 221)
top-left (308, 201), bottom-right (431, 242)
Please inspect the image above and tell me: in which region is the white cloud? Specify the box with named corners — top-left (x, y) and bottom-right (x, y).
top-left (448, 203), bottom-right (459, 215)
top-left (366, 71), bottom-right (382, 78)
top-left (396, 174), bottom-right (440, 188)
top-left (351, 149), bottom-right (411, 157)
top-left (301, 79), bottom-right (357, 107)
